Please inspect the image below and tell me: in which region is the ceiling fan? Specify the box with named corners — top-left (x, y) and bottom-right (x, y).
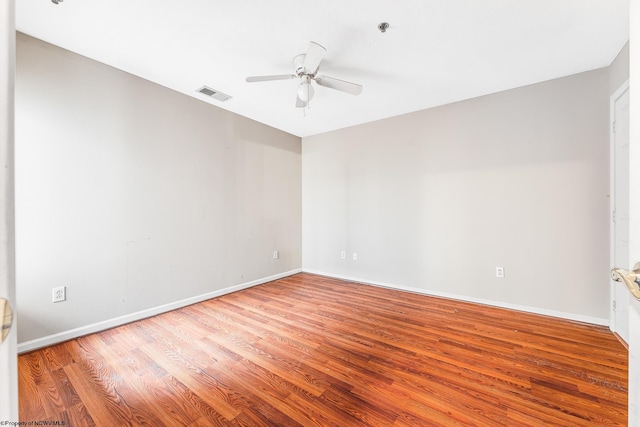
top-left (246, 41), bottom-right (363, 108)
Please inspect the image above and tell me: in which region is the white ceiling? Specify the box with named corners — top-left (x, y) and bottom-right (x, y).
top-left (16, 0), bottom-right (629, 138)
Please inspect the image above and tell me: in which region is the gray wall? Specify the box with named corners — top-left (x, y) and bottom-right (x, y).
top-left (303, 68), bottom-right (611, 322)
top-left (15, 30), bottom-right (625, 346)
top-left (16, 34), bottom-right (302, 345)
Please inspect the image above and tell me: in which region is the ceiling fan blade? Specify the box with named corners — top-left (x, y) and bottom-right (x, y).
top-left (295, 95), bottom-right (307, 108)
top-left (314, 75), bottom-right (363, 95)
top-left (246, 74), bottom-right (296, 83)
top-left (303, 42), bottom-right (326, 74)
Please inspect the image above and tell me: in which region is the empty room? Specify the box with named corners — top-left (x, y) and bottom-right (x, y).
top-left (1, 0), bottom-right (639, 426)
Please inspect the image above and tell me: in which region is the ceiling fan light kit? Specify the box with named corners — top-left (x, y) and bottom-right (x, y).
top-left (246, 41), bottom-right (362, 111)
top-left (297, 76), bottom-right (314, 103)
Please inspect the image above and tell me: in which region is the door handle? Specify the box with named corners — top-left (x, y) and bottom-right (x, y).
top-left (611, 262), bottom-right (640, 301)
top-left (0, 298), bottom-right (13, 344)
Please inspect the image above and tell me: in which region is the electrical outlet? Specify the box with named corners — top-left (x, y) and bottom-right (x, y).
top-left (52, 286), bottom-right (66, 303)
top-left (273, 250), bottom-right (279, 259)
top-left (496, 267), bottom-right (505, 278)
top-left (353, 252), bottom-right (358, 261)
top-left (340, 251), bottom-right (346, 259)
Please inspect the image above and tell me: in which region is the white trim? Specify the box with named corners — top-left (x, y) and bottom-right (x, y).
top-left (610, 79), bottom-right (631, 334)
top-left (303, 269), bottom-right (609, 326)
top-left (0, 0), bottom-right (17, 419)
top-left (18, 269), bottom-right (301, 353)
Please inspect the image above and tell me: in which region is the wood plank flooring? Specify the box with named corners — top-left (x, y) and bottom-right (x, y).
top-left (19, 273), bottom-right (628, 426)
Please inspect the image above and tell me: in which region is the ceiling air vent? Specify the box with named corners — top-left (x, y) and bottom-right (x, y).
top-left (196, 86), bottom-right (232, 102)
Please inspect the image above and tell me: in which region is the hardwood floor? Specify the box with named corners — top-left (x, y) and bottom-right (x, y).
top-left (19, 273), bottom-right (628, 426)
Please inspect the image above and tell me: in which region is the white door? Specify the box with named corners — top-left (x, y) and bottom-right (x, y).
top-left (611, 82), bottom-right (630, 344)
top-left (0, 0), bottom-right (18, 420)
top-left (629, 5), bottom-right (640, 423)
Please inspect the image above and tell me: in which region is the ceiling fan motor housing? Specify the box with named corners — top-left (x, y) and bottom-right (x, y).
top-left (293, 54), bottom-right (308, 76)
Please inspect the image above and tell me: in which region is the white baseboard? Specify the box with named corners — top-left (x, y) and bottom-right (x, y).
top-left (302, 269), bottom-right (609, 327)
top-left (18, 269), bottom-right (302, 353)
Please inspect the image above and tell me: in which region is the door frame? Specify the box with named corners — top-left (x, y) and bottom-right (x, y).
top-left (0, 0), bottom-right (17, 420)
top-left (610, 79), bottom-right (630, 339)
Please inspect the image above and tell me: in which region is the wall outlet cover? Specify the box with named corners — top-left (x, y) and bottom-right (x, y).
top-left (52, 286), bottom-right (66, 303)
